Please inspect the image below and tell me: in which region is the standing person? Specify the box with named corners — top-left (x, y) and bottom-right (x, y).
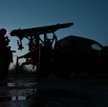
top-left (0, 28), bottom-right (12, 83)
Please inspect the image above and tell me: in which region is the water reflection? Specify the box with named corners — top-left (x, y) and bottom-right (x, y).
top-left (12, 96), bottom-right (26, 101)
top-left (7, 82), bottom-right (15, 87)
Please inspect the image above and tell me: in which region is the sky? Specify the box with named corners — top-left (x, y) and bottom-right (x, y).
top-left (0, 0), bottom-right (108, 59)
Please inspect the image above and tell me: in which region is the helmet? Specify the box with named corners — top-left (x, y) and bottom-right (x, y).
top-left (0, 28), bottom-right (7, 36)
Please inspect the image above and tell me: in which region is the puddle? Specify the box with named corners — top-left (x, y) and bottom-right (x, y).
top-left (6, 82), bottom-right (37, 101)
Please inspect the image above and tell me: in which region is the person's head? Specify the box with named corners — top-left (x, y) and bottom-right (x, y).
top-left (0, 28), bottom-right (7, 36)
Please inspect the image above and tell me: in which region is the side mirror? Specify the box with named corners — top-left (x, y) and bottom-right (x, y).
top-left (103, 46), bottom-right (108, 51)
top-left (102, 46), bottom-right (108, 56)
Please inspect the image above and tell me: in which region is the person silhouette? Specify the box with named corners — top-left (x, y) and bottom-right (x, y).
top-left (0, 28), bottom-right (12, 82)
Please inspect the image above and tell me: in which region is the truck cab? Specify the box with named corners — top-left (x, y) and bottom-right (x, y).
top-left (53, 35), bottom-right (108, 77)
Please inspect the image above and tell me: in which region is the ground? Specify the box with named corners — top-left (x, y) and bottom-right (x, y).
top-left (0, 73), bottom-right (108, 107)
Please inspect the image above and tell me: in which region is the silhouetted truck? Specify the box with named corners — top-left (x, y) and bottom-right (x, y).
top-left (10, 23), bottom-right (108, 78)
top-left (53, 35), bottom-right (108, 77)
